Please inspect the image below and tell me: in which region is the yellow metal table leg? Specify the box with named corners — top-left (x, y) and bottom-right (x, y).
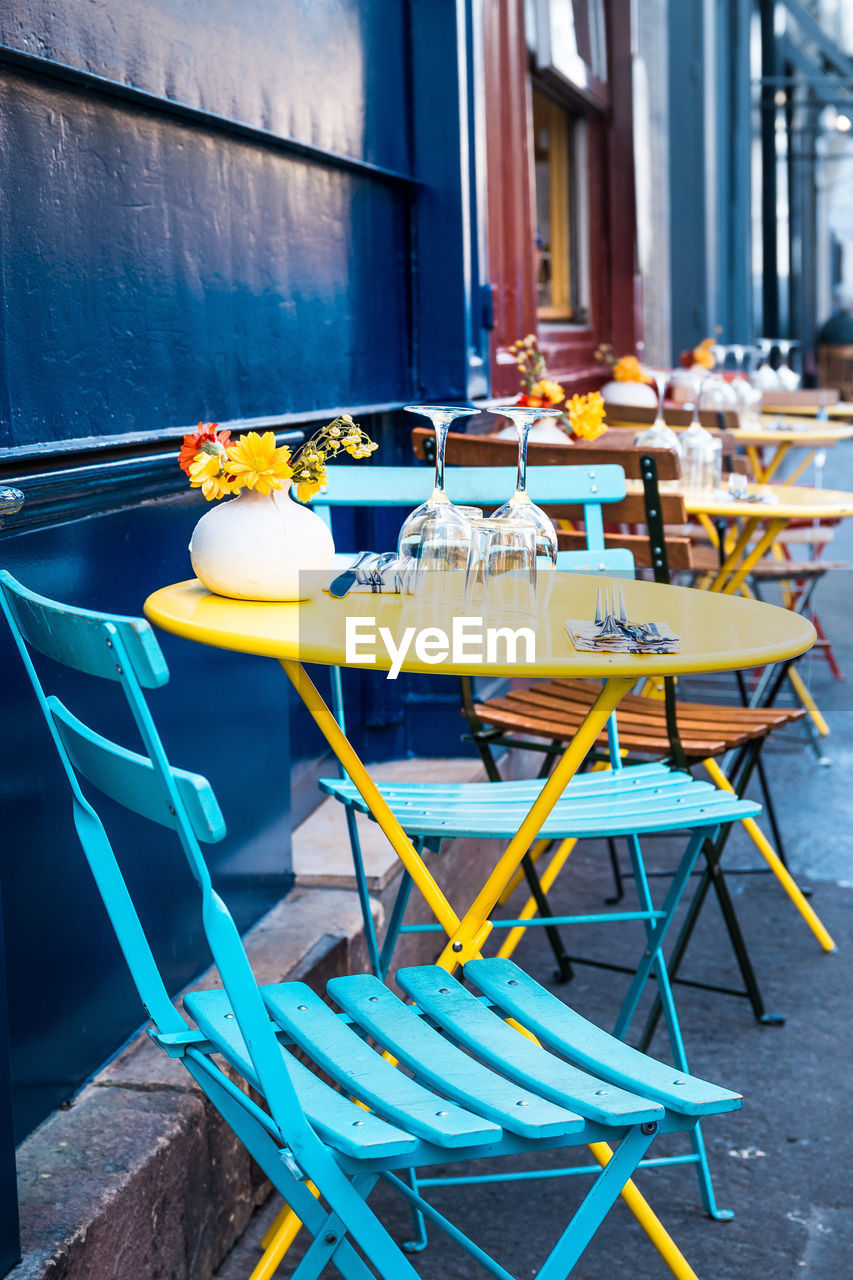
top-left (281, 660), bottom-right (462, 940)
top-left (249, 1185), bottom-right (319, 1280)
top-left (708, 518), bottom-right (760, 593)
top-left (437, 677), bottom-right (634, 970)
top-left (722, 518), bottom-right (787, 595)
top-left (496, 837), bottom-right (578, 959)
top-left (588, 1145), bottom-right (699, 1280)
top-left (498, 837), bottom-right (551, 905)
top-left (746, 445), bottom-right (765, 482)
top-left (784, 449), bottom-right (816, 486)
top-left (788, 666), bottom-right (830, 736)
top-left (701, 758), bottom-right (835, 951)
top-left (759, 441), bottom-right (792, 483)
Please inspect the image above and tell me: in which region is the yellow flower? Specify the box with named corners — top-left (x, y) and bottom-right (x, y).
top-left (226, 431), bottom-right (293, 496)
top-left (567, 391), bottom-right (607, 441)
top-left (188, 451), bottom-right (240, 501)
top-left (692, 338), bottom-right (716, 369)
top-left (295, 466), bottom-right (328, 502)
top-left (612, 355), bottom-right (647, 383)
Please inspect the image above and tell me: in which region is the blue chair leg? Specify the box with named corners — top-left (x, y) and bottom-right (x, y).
top-left (613, 827), bottom-right (733, 1220)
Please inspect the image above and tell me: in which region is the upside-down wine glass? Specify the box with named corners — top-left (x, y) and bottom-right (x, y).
top-left (488, 405), bottom-right (563, 567)
top-left (635, 368), bottom-right (682, 456)
top-left (397, 404), bottom-right (480, 584)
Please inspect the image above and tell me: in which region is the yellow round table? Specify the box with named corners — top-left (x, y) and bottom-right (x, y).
top-left (730, 420), bottom-right (853, 484)
top-left (145, 573), bottom-right (815, 679)
top-left (146, 575), bottom-right (813, 965)
top-left (629, 480), bottom-right (853, 595)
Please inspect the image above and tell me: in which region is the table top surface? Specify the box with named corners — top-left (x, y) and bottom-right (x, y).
top-left (145, 575), bottom-right (815, 679)
top-left (633, 479), bottom-right (853, 520)
top-left (759, 401), bottom-right (853, 420)
top-left (731, 419), bottom-right (853, 444)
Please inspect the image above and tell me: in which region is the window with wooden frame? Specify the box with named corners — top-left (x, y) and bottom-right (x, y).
top-left (532, 87), bottom-right (589, 324)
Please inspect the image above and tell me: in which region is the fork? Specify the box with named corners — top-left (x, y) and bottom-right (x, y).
top-left (594, 584), bottom-right (625, 638)
top-left (368, 551), bottom-right (397, 591)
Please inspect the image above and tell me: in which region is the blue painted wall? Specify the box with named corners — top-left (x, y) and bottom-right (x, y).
top-left (0, 0), bottom-right (488, 1172)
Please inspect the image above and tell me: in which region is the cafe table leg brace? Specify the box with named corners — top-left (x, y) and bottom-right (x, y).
top-left (281, 660), bottom-right (702, 1280)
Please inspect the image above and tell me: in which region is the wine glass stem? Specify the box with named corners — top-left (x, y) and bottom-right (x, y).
top-left (516, 421), bottom-right (530, 496)
top-left (433, 417), bottom-right (450, 494)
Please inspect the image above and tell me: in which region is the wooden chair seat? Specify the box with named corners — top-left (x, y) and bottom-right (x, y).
top-left (688, 542), bottom-right (847, 580)
top-left (473, 679), bottom-right (806, 760)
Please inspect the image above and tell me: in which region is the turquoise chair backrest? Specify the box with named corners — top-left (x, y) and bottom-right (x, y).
top-left (0, 571), bottom-right (312, 1146)
top-left (313, 462), bottom-right (635, 579)
top-left (313, 462), bottom-right (628, 562)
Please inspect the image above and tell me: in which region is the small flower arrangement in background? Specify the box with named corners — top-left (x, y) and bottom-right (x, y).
top-left (178, 414), bottom-right (377, 502)
top-left (507, 334), bottom-right (608, 441)
top-left (679, 335), bottom-right (717, 371)
top-left (594, 344), bottom-right (653, 384)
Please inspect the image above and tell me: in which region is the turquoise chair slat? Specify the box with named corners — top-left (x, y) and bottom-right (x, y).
top-left (336, 971), bottom-right (662, 1127)
top-left (465, 960), bottom-right (743, 1118)
top-left (183, 988), bottom-right (419, 1160)
top-left (555, 548), bottom-right (635, 577)
top-left (312, 464), bottom-right (627, 509)
top-left (262, 983), bottom-right (505, 1148)
top-left (326, 760), bottom-right (675, 795)
top-left (0, 570), bottom-right (168, 688)
top-left (48, 697), bottom-right (226, 844)
top-left (267, 977), bottom-right (584, 1141)
top-left (319, 775), bottom-right (761, 840)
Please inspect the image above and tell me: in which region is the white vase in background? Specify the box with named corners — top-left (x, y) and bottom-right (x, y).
top-left (189, 485), bottom-right (336, 601)
top-left (495, 418), bottom-right (570, 444)
top-left (600, 379), bottom-right (658, 409)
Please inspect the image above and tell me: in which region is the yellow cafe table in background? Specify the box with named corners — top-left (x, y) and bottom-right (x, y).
top-left (660, 481), bottom-right (853, 595)
top-left (731, 418), bottom-right (853, 484)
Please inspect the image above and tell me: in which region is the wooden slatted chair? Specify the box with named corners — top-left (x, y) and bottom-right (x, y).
top-left (455, 445), bottom-right (833, 1033)
top-left (1, 569), bottom-right (744, 1280)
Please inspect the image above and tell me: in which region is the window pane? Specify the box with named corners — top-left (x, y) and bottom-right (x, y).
top-left (533, 88), bottom-right (573, 320)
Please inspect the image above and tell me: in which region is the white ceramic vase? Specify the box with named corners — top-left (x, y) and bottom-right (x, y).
top-left (189, 486), bottom-right (336, 601)
top-left (600, 379), bottom-right (658, 409)
top-left (495, 418), bottom-right (571, 444)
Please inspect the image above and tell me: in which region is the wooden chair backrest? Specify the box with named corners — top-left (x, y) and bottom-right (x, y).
top-left (411, 425), bottom-right (683, 478)
top-left (600, 403), bottom-right (740, 436)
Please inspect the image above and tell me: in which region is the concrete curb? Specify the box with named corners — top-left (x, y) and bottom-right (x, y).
top-left (9, 887), bottom-right (373, 1280)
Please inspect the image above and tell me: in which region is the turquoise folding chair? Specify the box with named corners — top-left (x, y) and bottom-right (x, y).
top-left (315, 464), bottom-right (762, 1221)
top-left (1, 568), bottom-right (744, 1280)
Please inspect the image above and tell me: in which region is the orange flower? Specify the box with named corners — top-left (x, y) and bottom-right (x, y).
top-left (680, 337), bottom-right (716, 370)
top-left (520, 378), bottom-right (565, 409)
top-left (612, 355), bottom-right (648, 383)
top-left (178, 422), bottom-right (231, 476)
top-left (567, 391), bottom-right (607, 441)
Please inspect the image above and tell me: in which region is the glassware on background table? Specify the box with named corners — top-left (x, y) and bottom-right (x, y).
top-left (695, 373), bottom-right (738, 418)
top-left (728, 347), bottom-right (764, 428)
top-left (681, 383), bottom-right (723, 491)
top-left (488, 406), bottom-right (562, 568)
top-left (634, 368), bottom-right (683, 456)
top-left (397, 405), bottom-right (479, 590)
top-left (465, 518), bottom-right (537, 624)
top-left (754, 339), bottom-right (801, 391)
top-left (775, 339), bottom-right (801, 390)
top-left (728, 471), bottom-right (749, 501)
